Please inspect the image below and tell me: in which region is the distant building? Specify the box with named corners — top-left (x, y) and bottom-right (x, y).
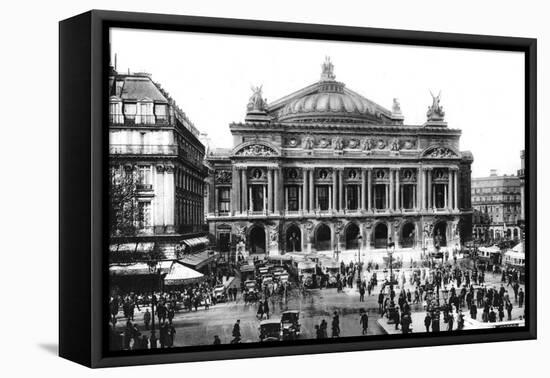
top-left (472, 169), bottom-right (521, 242)
top-left (518, 150), bottom-right (526, 225)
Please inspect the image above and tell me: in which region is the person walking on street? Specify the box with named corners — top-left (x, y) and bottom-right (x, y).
top-left (231, 320), bottom-right (241, 344)
top-left (424, 313), bottom-right (431, 333)
top-left (518, 288), bottom-right (524, 308)
top-left (213, 335), bottom-right (221, 345)
top-left (470, 303), bottom-right (477, 320)
top-left (143, 308), bottom-right (151, 330)
top-left (263, 300), bottom-right (270, 319)
top-left (360, 310), bottom-right (369, 335)
top-left (359, 285), bottom-right (365, 302)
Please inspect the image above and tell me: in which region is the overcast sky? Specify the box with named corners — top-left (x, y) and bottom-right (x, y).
top-left (110, 28), bottom-right (525, 178)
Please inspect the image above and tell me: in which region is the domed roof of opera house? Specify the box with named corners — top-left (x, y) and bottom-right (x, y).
top-left (272, 58), bottom-right (393, 124)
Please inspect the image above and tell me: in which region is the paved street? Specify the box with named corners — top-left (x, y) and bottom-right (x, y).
top-left (115, 284), bottom-right (387, 347)
top-left (112, 258), bottom-right (526, 348)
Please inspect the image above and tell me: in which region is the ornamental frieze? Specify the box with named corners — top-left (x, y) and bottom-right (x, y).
top-left (424, 146), bottom-right (458, 158)
top-left (214, 170), bottom-right (232, 184)
top-left (235, 143), bottom-right (277, 157)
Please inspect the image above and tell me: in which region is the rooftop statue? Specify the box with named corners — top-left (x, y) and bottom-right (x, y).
top-left (320, 56), bottom-right (336, 81)
top-left (427, 90), bottom-right (445, 121)
top-left (247, 85), bottom-right (268, 113)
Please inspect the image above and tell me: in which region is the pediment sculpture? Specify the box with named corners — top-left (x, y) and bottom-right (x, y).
top-left (235, 143), bottom-right (277, 157)
top-left (424, 146), bottom-right (458, 158)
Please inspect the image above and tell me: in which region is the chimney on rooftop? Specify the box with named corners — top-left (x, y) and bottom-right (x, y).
top-left (490, 169), bottom-right (498, 176)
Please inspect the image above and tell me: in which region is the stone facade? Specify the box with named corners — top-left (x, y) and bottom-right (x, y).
top-left (472, 170), bottom-right (522, 242)
top-left (109, 68), bottom-right (206, 236)
top-left (206, 58), bottom-right (473, 261)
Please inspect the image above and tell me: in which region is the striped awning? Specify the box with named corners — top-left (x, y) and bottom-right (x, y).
top-left (181, 236), bottom-right (209, 248)
top-left (164, 262), bottom-right (204, 286)
top-left (178, 250), bottom-right (219, 270)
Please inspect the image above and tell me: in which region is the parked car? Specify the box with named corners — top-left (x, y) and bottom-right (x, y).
top-left (281, 310), bottom-right (301, 340)
top-left (259, 318), bottom-right (282, 342)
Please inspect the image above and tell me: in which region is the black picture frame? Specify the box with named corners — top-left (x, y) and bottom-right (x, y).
top-left (59, 10), bottom-right (537, 368)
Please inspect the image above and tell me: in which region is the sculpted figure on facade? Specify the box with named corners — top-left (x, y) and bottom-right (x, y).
top-left (361, 137), bottom-right (373, 152)
top-left (235, 224), bottom-right (247, 242)
top-left (332, 136), bottom-right (344, 150)
top-left (302, 135), bottom-right (315, 150)
top-left (236, 144), bottom-right (276, 157)
top-left (390, 138), bottom-right (400, 152)
top-left (215, 170), bottom-right (232, 184)
top-left (376, 139), bottom-right (386, 149)
top-left (424, 146), bottom-right (457, 159)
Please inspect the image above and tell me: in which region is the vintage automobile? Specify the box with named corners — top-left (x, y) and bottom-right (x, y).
top-left (281, 310), bottom-right (301, 340)
top-left (262, 274), bottom-right (274, 287)
top-left (259, 318), bottom-right (282, 342)
top-left (243, 279), bottom-right (259, 302)
top-left (319, 258), bottom-right (340, 287)
top-left (297, 261), bottom-right (317, 288)
top-left (213, 284), bottom-right (227, 303)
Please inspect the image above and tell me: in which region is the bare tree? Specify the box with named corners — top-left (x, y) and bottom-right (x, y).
top-left (109, 165), bottom-right (139, 237)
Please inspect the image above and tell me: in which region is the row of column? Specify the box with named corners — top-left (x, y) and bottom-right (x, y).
top-left (421, 167), bottom-right (459, 211)
top-left (227, 166), bottom-right (459, 215)
top-left (232, 166), bottom-right (281, 214)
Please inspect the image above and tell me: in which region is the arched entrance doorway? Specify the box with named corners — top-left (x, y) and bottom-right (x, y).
top-left (249, 225), bottom-right (266, 254)
top-left (433, 222), bottom-right (447, 247)
top-left (286, 224), bottom-right (301, 252)
top-left (345, 223), bottom-right (360, 249)
top-left (401, 222), bottom-right (415, 248)
top-left (315, 223), bottom-right (331, 251)
top-left (374, 223), bottom-right (388, 249)
top-left (513, 228), bottom-right (519, 240)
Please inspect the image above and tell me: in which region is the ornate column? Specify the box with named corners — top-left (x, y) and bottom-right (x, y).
top-left (338, 168), bottom-right (344, 211)
top-left (389, 169), bottom-right (395, 211)
top-left (302, 168), bottom-right (308, 212)
top-left (447, 169), bottom-right (452, 210)
top-left (263, 185), bottom-right (267, 213)
top-left (267, 167), bottom-right (273, 214)
top-left (329, 186), bottom-right (333, 210)
top-left (427, 168), bottom-right (432, 210)
top-left (285, 187), bottom-right (289, 212)
top-left (453, 169), bottom-right (459, 211)
top-left (367, 168), bottom-right (372, 212)
top-left (241, 168), bottom-right (248, 213)
top-left (395, 168), bottom-right (400, 211)
top-left (385, 184), bottom-right (389, 210)
top-left (361, 169), bottom-right (366, 211)
top-left (309, 168), bottom-right (314, 212)
top-left (274, 167), bottom-right (281, 213)
top-left (418, 168), bottom-right (424, 210)
top-left (249, 186), bottom-right (253, 212)
top-left (332, 169), bottom-right (338, 212)
top-left (231, 166), bottom-right (238, 215)
top-left (444, 184), bottom-right (448, 209)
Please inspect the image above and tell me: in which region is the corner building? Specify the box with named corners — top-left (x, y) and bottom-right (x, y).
top-left (206, 59), bottom-right (473, 262)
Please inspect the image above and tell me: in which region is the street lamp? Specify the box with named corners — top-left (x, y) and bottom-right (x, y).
top-left (386, 237), bottom-right (395, 291)
top-left (356, 235), bottom-right (363, 264)
top-left (146, 261), bottom-right (163, 349)
top-left (334, 230), bottom-right (340, 261)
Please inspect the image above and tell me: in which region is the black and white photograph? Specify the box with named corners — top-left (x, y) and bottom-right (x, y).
top-left (106, 26), bottom-right (529, 352)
